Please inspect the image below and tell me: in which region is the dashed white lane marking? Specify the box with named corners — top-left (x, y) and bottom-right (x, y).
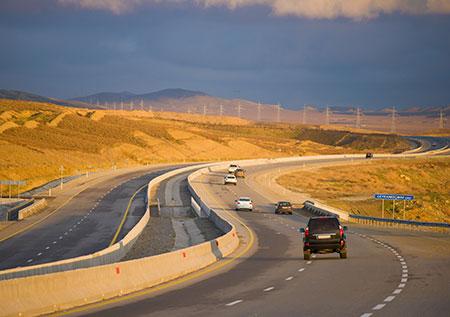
top-left (306, 261), bottom-right (312, 265)
top-left (37, 253), bottom-right (42, 256)
top-left (372, 304), bottom-right (386, 310)
top-left (226, 300), bottom-right (243, 306)
top-left (27, 259), bottom-right (33, 263)
top-left (393, 289), bottom-right (402, 294)
top-left (298, 268), bottom-right (305, 272)
top-left (401, 278), bottom-right (408, 283)
top-left (59, 236), bottom-right (63, 239)
top-left (52, 241), bottom-right (57, 244)
top-left (45, 246), bottom-right (50, 250)
top-left (285, 276), bottom-right (294, 281)
top-left (312, 254), bottom-right (317, 258)
top-left (360, 313), bottom-right (373, 317)
top-left (264, 286), bottom-right (275, 292)
top-left (398, 283), bottom-right (406, 288)
top-left (64, 232), bottom-right (68, 235)
top-left (384, 296), bottom-right (396, 302)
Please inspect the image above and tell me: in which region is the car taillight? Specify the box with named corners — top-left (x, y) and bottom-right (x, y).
top-left (305, 227), bottom-right (309, 238)
top-left (339, 225), bottom-right (344, 238)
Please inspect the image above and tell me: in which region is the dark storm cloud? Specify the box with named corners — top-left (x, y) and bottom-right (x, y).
top-left (0, 1), bottom-right (449, 108)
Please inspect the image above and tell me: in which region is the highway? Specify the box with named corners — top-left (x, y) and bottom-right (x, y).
top-left (68, 157), bottom-right (450, 317)
top-left (0, 165), bottom-right (183, 271)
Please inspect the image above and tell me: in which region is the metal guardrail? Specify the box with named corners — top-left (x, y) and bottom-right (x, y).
top-left (349, 214), bottom-right (450, 229)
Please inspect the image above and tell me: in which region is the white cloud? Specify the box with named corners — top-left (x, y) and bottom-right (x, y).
top-left (57, 0), bottom-right (450, 18)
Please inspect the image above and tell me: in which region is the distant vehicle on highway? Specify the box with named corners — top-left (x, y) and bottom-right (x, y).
top-left (432, 142), bottom-right (437, 147)
top-left (224, 174), bottom-right (237, 185)
top-left (366, 152), bottom-right (373, 159)
top-left (300, 216), bottom-right (347, 260)
top-left (234, 168), bottom-right (245, 178)
top-left (275, 201), bottom-right (293, 215)
top-left (228, 164), bottom-right (240, 173)
top-left (235, 197), bottom-right (253, 211)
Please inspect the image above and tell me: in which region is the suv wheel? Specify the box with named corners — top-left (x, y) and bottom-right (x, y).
top-left (340, 249), bottom-right (347, 259)
top-left (304, 249), bottom-right (311, 260)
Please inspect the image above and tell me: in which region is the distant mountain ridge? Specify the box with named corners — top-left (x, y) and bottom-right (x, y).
top-left (71, 88), bottom-right (208, 104)
top-left (0, 89), bottom-right (93, 108)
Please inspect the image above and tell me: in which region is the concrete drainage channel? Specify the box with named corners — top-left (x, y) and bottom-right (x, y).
top-left (0, 151), bottom-right (444, 316)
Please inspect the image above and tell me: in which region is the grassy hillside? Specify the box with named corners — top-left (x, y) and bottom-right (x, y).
top-left (0, 99), bottom-right (409, 194)
top-left (277, 158), bottom-right (450, 223)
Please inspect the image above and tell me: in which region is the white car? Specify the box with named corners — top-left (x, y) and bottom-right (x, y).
top-left (235, 197), bottom-right (253, 211)
top-left (224, 174), bottom-right (237, 185)
top-left (228, 164), bottom-right (240, 173)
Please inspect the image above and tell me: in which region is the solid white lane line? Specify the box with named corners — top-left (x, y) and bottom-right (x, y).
top-left (372, 304), bottom-right (386, 310)
top-left (226, 300), bottom-right (243, 306)
top-left (285, 276), bottom-right (294, 281)
top-left (393, 289), bottom-right (402, 294)
top-left (264, 287), bottom-right (275, 292)
top-left (384, 296), bottom-right (395, 302)
top-left (298, 268), bottom-right (305, 272)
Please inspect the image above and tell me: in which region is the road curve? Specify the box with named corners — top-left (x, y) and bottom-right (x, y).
top-left (0, 165), bottom-right (184, 271)
top-left (68, 157), bottom-right (450, 317)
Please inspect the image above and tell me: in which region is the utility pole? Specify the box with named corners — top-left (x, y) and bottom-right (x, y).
top-left (276, 103), bottom-right (281, 123)
top-left (257, 102), bottom-right (261, 121)
top-left (390, 106), bottom-right (397, 133)
top-left (302, 105), bottom-right (307, 124)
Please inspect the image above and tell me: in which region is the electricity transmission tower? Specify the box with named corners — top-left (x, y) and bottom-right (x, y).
top-left (257, 102), bottom-right (261, 121)
top-left (203, 105), bottom-right (207, 116)
top-left (439, 109), bottom-right (445, 129)
top-left (130, 101), bottom-right (134, 111)
top-left (113, 102), bottom-right (116, 111)
top-left (302, 105), bottom-right (307, 124)
top-left (355, 107), bottom-right (362, 129)
top-left (325, 106), bottom-right (331, 125)
top-left (390, 106), bottom-right (397, 133)
top-left (140, 99), bottom-right (144, 111)
top-left (276, 104), bottom-right (281, 123)
top-left (219, 104), bottom-right (223, 116)
top-left (121, 101), bottom-right (124, 111)
top-left (237, 103), bottom-right (241, 118)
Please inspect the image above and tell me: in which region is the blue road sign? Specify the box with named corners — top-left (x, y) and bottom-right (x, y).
top-left (374, 194), bottom-right (414, 201)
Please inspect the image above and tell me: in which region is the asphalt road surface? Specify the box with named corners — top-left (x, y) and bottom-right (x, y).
top-left (0, 165), bottom-right (182, 271)
top-left (71, 157), bottom-right (450, 317)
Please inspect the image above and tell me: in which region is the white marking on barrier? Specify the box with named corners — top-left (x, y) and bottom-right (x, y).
top-left (384, 296), bottom-right (395, 302)
top-left (264, 287), bottom-right (275, 292)
top-left (285, 276), bottom-right (294, 281)
top-left (298, 268), bottom-right (305, 272)
top-left (372, 304), bottom-right (386, 310)
top-left (226, 300), bottom-right (243, 306)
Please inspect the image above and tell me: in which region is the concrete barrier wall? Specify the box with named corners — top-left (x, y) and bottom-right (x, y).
top-left (17, 199), bottom-right (47, 220)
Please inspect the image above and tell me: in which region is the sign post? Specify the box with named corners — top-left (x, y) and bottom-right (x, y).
top-left (374, 194), bottom-right (414, 220)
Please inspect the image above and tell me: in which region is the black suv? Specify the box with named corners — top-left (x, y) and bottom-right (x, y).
top-left (300, 216), bottom-right (347, 260)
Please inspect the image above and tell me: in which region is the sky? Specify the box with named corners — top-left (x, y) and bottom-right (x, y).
top-left (1, 0), bottom-right (450, 109)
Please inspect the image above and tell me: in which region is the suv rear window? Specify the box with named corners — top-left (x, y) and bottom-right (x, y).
top-left (279, 202), bottom-right (291, 206)
top-left (239, 198), bottom-right (251, 202)
top-left (308, 218), bottom-right (339, 232)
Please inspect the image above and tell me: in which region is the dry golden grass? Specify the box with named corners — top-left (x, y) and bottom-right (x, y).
top-left (0, 99), bottom-right (410, 194)
top-left (277, 158), bottom-right (450, 223)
